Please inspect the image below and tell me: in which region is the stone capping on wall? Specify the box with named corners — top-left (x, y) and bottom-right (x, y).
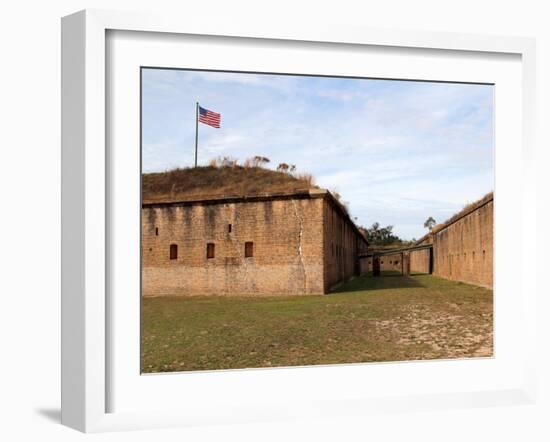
top-left (414, 231), bottom-right (433, 246)
top-left (142, 188), bottom-right (369, 247)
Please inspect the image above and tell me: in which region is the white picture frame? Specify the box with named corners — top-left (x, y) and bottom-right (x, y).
top-left (61, 9), bottom-right (537, 433)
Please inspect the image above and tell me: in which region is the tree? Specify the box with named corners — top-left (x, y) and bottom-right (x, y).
top-left (424, 216), bottom-right (436, 231)
top-left (358, 222), bottom-right (417, 246)
top-left (253, 156), bottom-right (270, 167)
top-left (277, 163), bottom-right (290, 172)
top-left (363, 222), bottom-right (401, 245)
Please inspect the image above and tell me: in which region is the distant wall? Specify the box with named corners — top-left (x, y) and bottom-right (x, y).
top-left (410, 249), bottom-right (431, 274)
top-left (379, 254), bottom-right (403, 272)
top-left (142, 197), bottom-right (325, 296)
top-left (432, 199), bottom-right (493, 288)
top-left (359, 257), bottom-right (371, 274)
top-left (358, 254), bottom-right (402, 274)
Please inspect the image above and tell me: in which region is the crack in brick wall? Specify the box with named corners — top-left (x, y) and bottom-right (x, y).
top-left (291, 199), bottom-right (307, 293)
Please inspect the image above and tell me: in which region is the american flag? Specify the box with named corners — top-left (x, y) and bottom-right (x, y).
top-left (198, 106), bottom-right (221, 128)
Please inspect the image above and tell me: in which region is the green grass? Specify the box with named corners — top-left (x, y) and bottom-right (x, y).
top-left (141, 274), bottom-right (493, 373)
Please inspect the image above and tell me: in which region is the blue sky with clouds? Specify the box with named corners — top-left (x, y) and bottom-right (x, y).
top-left (142, 68), bottom-right (494, 240)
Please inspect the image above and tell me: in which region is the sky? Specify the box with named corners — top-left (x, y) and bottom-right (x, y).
top-left (141, 68), bottom-right (494, 240)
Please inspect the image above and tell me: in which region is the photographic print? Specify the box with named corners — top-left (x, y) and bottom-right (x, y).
top-left (140, 68), bottom-right (493, 373)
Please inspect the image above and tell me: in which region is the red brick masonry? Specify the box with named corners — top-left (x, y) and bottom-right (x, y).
top-left (412, 193), bottom-right (493, 288)
top-left (142, 189), bottom-right (368, 296)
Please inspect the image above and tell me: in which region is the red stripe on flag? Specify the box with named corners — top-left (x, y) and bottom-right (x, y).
top-left (198, 108), bottom-right (221, 128)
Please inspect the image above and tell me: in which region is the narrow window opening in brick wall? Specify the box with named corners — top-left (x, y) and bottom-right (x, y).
top-left (381, 260), bottom-right (384, 264)
top-left (228, 224), bottom-right (232, 233)
top-left (207, 243), bottom-right (215, 259)
top-left (483, 250), bottom-right (486, 260)
top-left (169, 244), bottom-right (177, 260)
top-left (155, 227), bottom-right (158, 236)
top-left (245, 241), bottom-right (254, 258)
top-left (396, 261), bottom-right (399, 265)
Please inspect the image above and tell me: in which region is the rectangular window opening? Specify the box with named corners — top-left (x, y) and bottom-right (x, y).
top-left (207, 243), bottom-right (215, 259)
top-left (228, 224), bottom-right (232, 233)
top-left (245, 241), bottom-right (254, 258)
top-left (169, 244), bottom-right (177, 260)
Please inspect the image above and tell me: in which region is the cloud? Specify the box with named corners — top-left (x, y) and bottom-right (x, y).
top-left (316, 88), bottom-right (371, 102)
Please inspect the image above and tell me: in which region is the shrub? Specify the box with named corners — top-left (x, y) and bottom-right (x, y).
top-left (245, 156), bottom-right (270, 168)
top-left (277, 163), bottom-right (290, 172)
top-left (296, 173), bottom-right (315, 186)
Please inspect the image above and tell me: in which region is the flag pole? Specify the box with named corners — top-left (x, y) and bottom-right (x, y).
top-left (194, 102), bottom-right (199, 167)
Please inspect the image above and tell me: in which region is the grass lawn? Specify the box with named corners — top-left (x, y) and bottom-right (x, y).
top-left (141, 273), bottom-right (493, 373)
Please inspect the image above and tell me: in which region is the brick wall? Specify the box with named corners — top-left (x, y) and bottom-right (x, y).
top-left (142, 196), bottom-right (326, 296)
top-left (410, 249), bottom-right (431, 274)
top-left (359, 257), bottom-right (371, 274)
top-left (432, 200), bottom-right (493, 288)
top-left (323, 200), bottom-right (363, 290)
top-left (358, 254), bottom-right (403, 274)
top-left (378, 254), bottom-right (403, 272)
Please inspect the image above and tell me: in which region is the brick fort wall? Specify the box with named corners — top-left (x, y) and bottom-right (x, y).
top-left (410, 249), bottom-right (431, 274)
top-left (323, 200), bottom-right (363, 290)
top-left (357, 254), bottom-right (402, 274)
top-left (142, 196), bottom-right (328, 296)
top-left (432, 199), bottom-right (493, 288)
